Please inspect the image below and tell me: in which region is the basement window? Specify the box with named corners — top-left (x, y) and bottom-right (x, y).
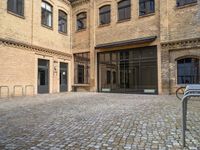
top-left (176, 0), bottom-right (197, 7)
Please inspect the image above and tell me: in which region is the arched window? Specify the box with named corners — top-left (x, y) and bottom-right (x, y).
top-left (58, 10), bottom-right (67, 33)
top-left (99, 5), bottom-right (111, 25)
top-left (139, 0), bottom-right (155, 16)
top-left (177, 58), bottom-right (199, 84)
top-left (41, 1), bottom-right (53, 28)
top-left (77, 12), bottom-right (87, 31)
top-left (118, 0), bottom-right (131, 21)
top-left (7, 0), bottom-right (24, 16)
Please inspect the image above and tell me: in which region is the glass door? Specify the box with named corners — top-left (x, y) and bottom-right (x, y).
top-left (60, 62), bottom-right (68, 92)
top-left (38, 59), bottom-right (49, 94)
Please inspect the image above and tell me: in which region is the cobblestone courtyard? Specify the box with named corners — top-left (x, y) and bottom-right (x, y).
top-left (0, 93), bottom-right (199, 150)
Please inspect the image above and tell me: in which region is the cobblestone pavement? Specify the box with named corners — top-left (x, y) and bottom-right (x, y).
top-left (0, 93), bottom-right (199, 150)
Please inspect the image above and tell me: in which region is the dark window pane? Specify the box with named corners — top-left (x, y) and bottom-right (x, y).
top-left (58, 10), bottom-right (67, 33)
top-left (78, 65), bottom-right (84, 84)
top-left (113, 71), bottom-right (116, 84)
top-left (139, 0), bottom-right (155, 16)
top-left (7, 0), bottom-right (24, 16)
top-left (99, 5), bottom-right (111, 25)
top-left (107, 70), bottom-right (111, 84)
top-left (118, 0), bottom-right (131, 21)
top-left (41, 1), bottom-right (53, 27)
top-left (74, 53), bottom-right (90, 84)
top-left (40, 70), bottom-right (46, 85)
top-left (77, 12), bottom-right (87, 30)
top-left (177, 58), bottom-right (199, 84)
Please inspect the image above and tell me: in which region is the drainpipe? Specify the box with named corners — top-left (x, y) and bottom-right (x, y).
top-left (31, 0), bottom-right (34, 44)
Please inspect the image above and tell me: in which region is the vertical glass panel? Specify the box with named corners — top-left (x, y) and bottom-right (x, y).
top-left (74, 52), bottom-right (90, 84)
top-left (98, 46), bottom-right (158, 94)
top-left (105, 53), bottom-right (110, 63)
top-left (107, 70), bottom-right (111, 84)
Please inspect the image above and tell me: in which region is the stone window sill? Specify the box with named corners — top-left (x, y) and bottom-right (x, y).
top-left (176, 2), bottom-right (198, 9)
top-left (72, 84), bottom-right (90, 87)
top-left (58, 31), bottom-right (68, 36)
top-left (7, 11), bottom-right (25, 19)
top-left (139, 13), bottom-right (155, 18)
top-left (41, 24), bottom-right (53, 30)
top-left (117, 18), bottom-right (131, 24)
top-left (98, 23), bottom-right (111, 28)
top-left (76, 28), bottom-right (87, 33)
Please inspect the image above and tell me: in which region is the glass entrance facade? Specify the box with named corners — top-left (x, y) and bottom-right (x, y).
top-left (98, 46), bottom-right (158, 94)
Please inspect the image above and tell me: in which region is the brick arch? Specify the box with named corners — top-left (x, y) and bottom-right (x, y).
top-left (73, 8), bottom-right (88, 16)
top-left (175, 55), bottom-right (200, 61)
top-left (42, 0), bottom-right (54, 6)
top-left (57, 6), bottom-right (70, 14)
top-left (97, 1), bottom-right (112, 8)
top-left (169, 49), bottom-right (200, 63)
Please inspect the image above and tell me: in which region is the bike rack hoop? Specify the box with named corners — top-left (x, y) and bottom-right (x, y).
top-left (0, 86), bottom-right (9, 98)
top-left (13, 85), bottom-right (24, 97)
top-left (181, 84), bottom-right (200, 148)
top-left (25, 85), bottom-right (35, 96)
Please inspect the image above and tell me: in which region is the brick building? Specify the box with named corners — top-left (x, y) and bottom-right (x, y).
top-left (0, 0), bottom-right (199, 97)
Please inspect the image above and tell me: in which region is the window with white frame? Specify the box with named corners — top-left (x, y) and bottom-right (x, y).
top-left (41, 1), bottom-right (53, 28)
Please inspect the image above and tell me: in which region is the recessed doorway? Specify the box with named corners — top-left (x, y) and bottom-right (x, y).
top-left (60, 62), bottom-right (68, 92)
top-left (38, 59), bottom-right (49, 94)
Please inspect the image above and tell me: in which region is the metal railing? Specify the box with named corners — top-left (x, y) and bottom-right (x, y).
top-left (0, 86), bottom-right (9, 98)
top-left (181, 84), bottom-right (200, 147)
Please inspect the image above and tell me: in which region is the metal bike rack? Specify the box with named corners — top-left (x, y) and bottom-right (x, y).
top-left (181, 84), bottom-right (200, 147)
top-left (25, 85), bottom-right (35, 96)
top-left (0, 86), bottom-right (9, 98)
top-left (13, 85), bottom-right (24, 97)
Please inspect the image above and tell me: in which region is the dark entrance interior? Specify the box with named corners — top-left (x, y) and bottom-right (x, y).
top-left (60, 62), bottom-right (68, 92)
top-left (98, 46), bottom-right (158, 94)
top-left (38, 59), bottom-right (49, 94)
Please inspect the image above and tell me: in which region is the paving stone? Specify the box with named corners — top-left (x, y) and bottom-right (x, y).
top-left (0, 93), bottom-right (199, 149)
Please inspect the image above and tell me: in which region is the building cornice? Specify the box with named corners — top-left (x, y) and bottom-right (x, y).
top-left (161, 37), bottom-right (200, 50)
top-left (95, 36), bottom-right (157, 49)
top-left (71, 0), bottom-right (90, 7)
top-left (0, 38), bottom-right (72, 60)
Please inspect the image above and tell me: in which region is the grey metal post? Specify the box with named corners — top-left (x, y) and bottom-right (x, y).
top-left (182, 97), bottom-right (187, 147)
top-left (181, 84), bottom-right (200, 148)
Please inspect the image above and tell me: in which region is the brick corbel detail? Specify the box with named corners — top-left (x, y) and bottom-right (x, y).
top-left (0, 38), bottom-right (72, 60)
top-left (71, 0), bottom-right (90, 7)
top-left (161, 37), bottom-right (200, 51)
